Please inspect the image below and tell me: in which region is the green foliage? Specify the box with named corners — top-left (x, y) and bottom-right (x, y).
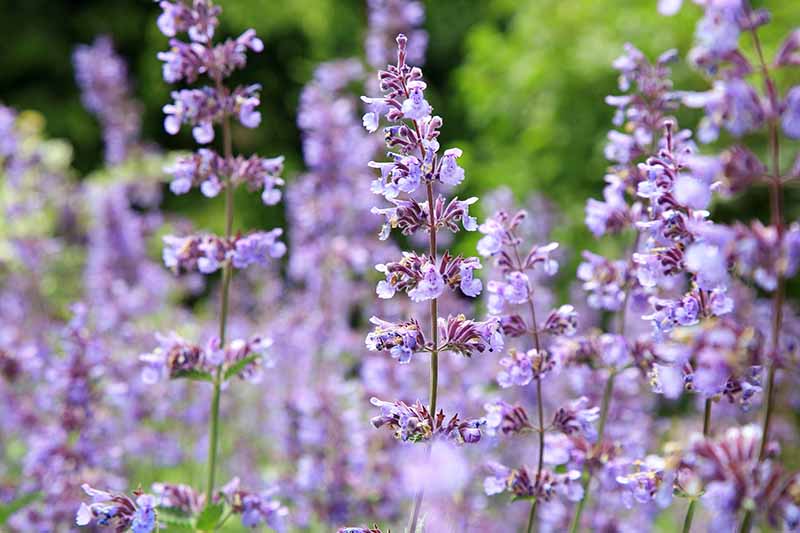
top-left (455, 1), bottom-right (695, 237)
top-left (0, 492), bottom-right (40, 526)
top-left (454, 0), bottom-right (798, 256)
top-left (157, 507), bottom-right (196, 531)
top-left (223, 353), bottom-right (260, 382)
top-left (172, 368), bottom-right (215, 383)
top-left (194, 502), bottom-right (225, 530)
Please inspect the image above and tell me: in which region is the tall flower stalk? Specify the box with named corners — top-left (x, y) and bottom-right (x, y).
top-left (76, 1), bottom-right (288, 531)
top-left (477, 210), bottom-right (587, 531)
top-left (738, 4), bottom-right (786, 532)
top-left (568, 234), bottom-right (638, 533)
top-left (356, 33), bottom-right (499, 531)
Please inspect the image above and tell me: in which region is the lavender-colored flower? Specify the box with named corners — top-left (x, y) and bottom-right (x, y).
top-left (585, 179), bottom-right (630, 237)
top-left (614, 456), bottom-right (671, 508)
top-left (680, 425), bottom-right (795, 530)
top-left (542, 305), bottom-right (578, 336)
top-left (338, 526), bottom-right (384, 533)
top-left (162, 230), bottom-right (285, 274)
top-left (552, 396), bottom-right (600, 442)
top-left (408, 261), bottom-right (445, 301)
top-left (151, 483), bottom-right (205, 515)
top-left (483, 400), bottom-right (533, 437)
top-left (483, 462), bottom-right (584, 503)
top-left (219, 478), bottom-right (288, 531)
top-left (140, 332), bottom-right (272, 383)
top-left (577, 251), bottom-right (627, 311)
top-left (497, 348), bottom-right (554, 388)
top-left (231, 230), bottom-right (287, 269)
top-left (682, 79), bottom-right (764, 143)
top-left (439, 314), bottom-right (504, 357)
top-left (369, 397), bottom-right (485, 444)
top-left (366, 316), bottom-right (425, 364)
top-left (375, 252), bottom-right (483, 302)
top-left (76, 484), bottom-right (157, 533)
top-left (167, 151), bottom-right (285, 204)
top-left (73, 36), bottom-right (142, 164)
top-left (365, 0), bottom-right (427, 70)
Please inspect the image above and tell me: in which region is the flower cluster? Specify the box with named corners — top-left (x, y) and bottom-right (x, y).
top-left (676, 426), bottom-right (799, 530)
top-left (76, 485), bottom-right (157, 533)
top-left (162, 230), bottom-right (285, 274)
top-left (375, 251), bottom-right (483, 301)
top-left (139, 331), bottom-right (273, 383)
top-left (369, 397), bottom-right (485, 444)
top-left (219, 478), bottom-right (288, 530)
top-left (344, 31), bottom-right (492, 532)
top-left (73, 36), bottom-right (142, 164)
top-left (167, 149), bottom-right (284, 204)
top-left (74, 2), bottom-right (289, 532)
top-left (4, 0), bottom-right (800, 532)
top-left (483, 462), bottom-right (584, 503)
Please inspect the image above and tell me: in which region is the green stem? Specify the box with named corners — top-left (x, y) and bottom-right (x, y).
top-left (406, 177), bottom-right (438, 533)
top-left (526, 499), bottom-right (538, 533)
top-left (569, 371), bottom-right (616, 533)
top-left (682, 399), bottom-right (712, 533)
top-left (739, 8), bottom-right (785, 531)
top-left (569, 232), bottom-right (639, 533)
top-left (510, 240), bottom-right (545, 532)
top-left (682, 500), bottom-right (697, 533)
top-left (205, 108), bottom-right (234, 507)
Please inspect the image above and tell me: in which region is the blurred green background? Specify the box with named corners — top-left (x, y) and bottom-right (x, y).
top-left (2, 0), bottom-right (798, 262)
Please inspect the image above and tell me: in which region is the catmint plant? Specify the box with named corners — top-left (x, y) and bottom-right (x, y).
top-left (75, 1), bottom-right (287, 531)
top-left (350, 33), bottom-right (501, 532)
top-left (620, 1), bottom-right (800, 531)
top-left (561, 42), bottom-right (677, 533)
top-left (477, 209), bottom-right (587, 532)
top-left (73, 36), bottom-right (142, 165)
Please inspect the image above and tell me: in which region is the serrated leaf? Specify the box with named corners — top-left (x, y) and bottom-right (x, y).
top-left (223, 353), bottom-right (260, 381)
top-left (171, 368), bottom-right (214, 383)
top-left (0, 491), bottom-right (41, 525)
top-left (158, 510), bottom-right (195, 531)
top-left (194, 502), bottom-right (225, 530)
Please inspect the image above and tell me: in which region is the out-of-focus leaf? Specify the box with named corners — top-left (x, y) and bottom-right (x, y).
top-left (194, 502), bottom-right (225, 530)
top-left (157, 507), bottom-right (195, 530)
top-left (223, 353), bottom-right (260, 382)
top-left (172, 369), bottom-right (214, 383)
top-left (0, 491), bottom-right (41, 525)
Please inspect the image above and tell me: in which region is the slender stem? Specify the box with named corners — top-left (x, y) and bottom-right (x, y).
top-left (682, 500), bottom-right (697, 533)
top-left (205, 109), bottom-right (235, 507)
top-left (682, 399), bottom-right (712, 533)
top-left (739, 511), bottom-right (754, 533)
top-left (526, 499), bottom-right (538, 533)
top-left (428, 183), bottom-right (439, 419)
top-left (569, 371), bottom-right (616, 533)
top-left (569, 232), bottom-right (639, 533)
top-left (510, 242), bottom-right (545, 532)
top-left (406, 163), bottom-right (438, 533)
top-left (702, 397), bottom-right (712, 437)
top-left (407, 489), bottom-right (425, 533)
top-left (739, 11), bottom-right (785, 532)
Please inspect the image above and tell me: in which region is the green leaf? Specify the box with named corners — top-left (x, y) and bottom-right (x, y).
top-left (0, 491), bottom-right (41, 525)
top-left (156, 506), bottom-right (195, 530)
top-left (194, 502), bottom-right (225, 530)
top-left (171, 368), bottom-right (214, 383)
top-left (223, 353), bottom-right (260, 381)
top-left (157, 510), bottom-right (195, 531)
